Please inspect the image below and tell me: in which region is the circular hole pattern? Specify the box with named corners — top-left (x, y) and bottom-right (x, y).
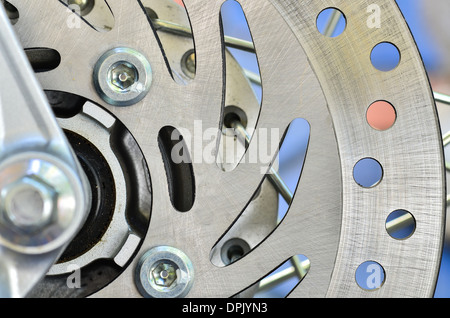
top-left (314, 6), bottom-right (412, 292)
top-left (316, 8), bottom-right (347, 38)
top-left (367, 101), bottom-right (397, 131)
top-left (386, 210), bottom-right (416, 240)
top-left (356, 261), bottom-right (386, 291)
top-left (353, 158), bottom-right (383, 188)
top-left (371, 42), bottom-right (401, 72)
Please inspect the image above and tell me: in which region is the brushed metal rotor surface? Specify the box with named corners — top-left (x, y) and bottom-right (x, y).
top-left (7, 0), bottom-right (445, 298)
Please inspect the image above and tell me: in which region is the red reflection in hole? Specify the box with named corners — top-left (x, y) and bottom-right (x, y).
top-left (367, 101), bottom-right (396, 131)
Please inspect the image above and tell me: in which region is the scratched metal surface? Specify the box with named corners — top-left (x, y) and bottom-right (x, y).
top-left (8, 0), bottom-right (445, 297)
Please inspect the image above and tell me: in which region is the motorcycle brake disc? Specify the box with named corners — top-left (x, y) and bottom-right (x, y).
top-left (1, 0), bottom-right (445, 298)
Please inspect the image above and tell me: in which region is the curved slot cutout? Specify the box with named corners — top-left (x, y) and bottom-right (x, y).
top-left (217, 0), bottom-right (262, 172)
top-left (235, 255), bottom-right (311, 298)
top-left (25, 48), bottom-right (61, 73)
top-left (59, 0), bottom-right (115, 32)
top-left (1, 0), bottom-right (19, 25)
top-left (139, 0), bottom-right (196, 85)
top-left (210, 119), bottom-right (310, 267)
top-left (158, 126), bottom-right (195, 213)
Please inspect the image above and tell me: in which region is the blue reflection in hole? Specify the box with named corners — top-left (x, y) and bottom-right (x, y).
top-left (356, 261), bottom-right (386, 291)
top-left (386, 210), bottom-right (416, 240)
top-left (316, 8), bottom-right (346, 38)
top-left (277, 118), bottom-right (311, 221)
top-left (353, 158), bottom-right (383, 188)
top-left (371, 42), bottom-right (401, 72)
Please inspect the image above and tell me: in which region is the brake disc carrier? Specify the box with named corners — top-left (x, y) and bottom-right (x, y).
top-left (1, 0), bottom-right (445, 298)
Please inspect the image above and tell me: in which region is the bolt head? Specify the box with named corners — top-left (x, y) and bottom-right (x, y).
top-left (135, 246), bottom-right (194, 298)
top-left (0, 153), bottom-right (88, 255)
top-left (1, 175), bottom-right (57, 233)
top-left (110, 62), bottom-right (138, 92)
top-left (152, 262), bottom-right (178, 288)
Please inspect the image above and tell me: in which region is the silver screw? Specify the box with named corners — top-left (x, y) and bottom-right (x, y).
top-left (0, 153), bottom-right (87, 254)
top-left (94, 47), bottom-right (152, 107)
top-left (135, 246), bottom-right (194, 298)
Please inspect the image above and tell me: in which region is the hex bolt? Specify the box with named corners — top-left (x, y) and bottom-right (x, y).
top-left (94, 47), bottom-right (152, 107)
top-left (1, 176), bottom-right (56, 233)
top-left (152, 262), bottom-right (178, 287)
top-left (0, 152), bottom-right (87, 254)
top-left (135, 246), bottom-right (194, 298)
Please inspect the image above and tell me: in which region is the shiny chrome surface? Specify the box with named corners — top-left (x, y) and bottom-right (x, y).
top-left (0, 2), bottom-right (90, 297)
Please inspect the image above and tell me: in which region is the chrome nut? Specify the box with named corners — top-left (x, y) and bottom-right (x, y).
top-left (0, 152), bottom-right (87, 254)
top-left (0, 175), bottom-right (57, 233)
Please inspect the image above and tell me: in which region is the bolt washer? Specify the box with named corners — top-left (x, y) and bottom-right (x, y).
top-left (93, 47), bottom-right (152, 107)
top-left (135, 246), bottom-right (194, 298)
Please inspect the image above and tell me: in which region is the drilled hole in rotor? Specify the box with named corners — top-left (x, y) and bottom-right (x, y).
top-left (356, 261), bottom-right (386, 291)
top-left (316, 7), bottom-right (346, 38)
top-left (371, 42), bottom-right (401, 72)
top-left (353, 158), bottom-right (383, 188)
top-left (367, 101), bottom-right (397, 131)
top-left (2, 0), bottom-right (19, 25)
top-left (386, 210), bottom-right (416, 240)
